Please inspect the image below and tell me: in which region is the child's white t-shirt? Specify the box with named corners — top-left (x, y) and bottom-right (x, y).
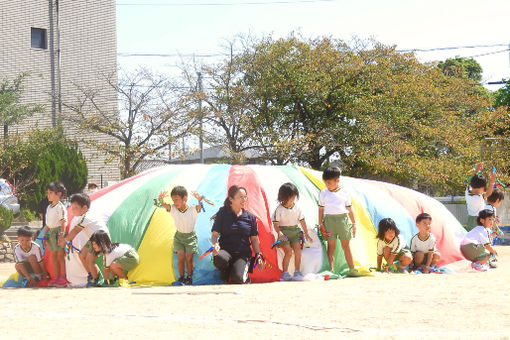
top-left (14, 242), bottom-right (43, 263)
top-left (72, 212), bottom-right (109, 239)
top-left (465, 187), bottom-right (485, 217)
top-left (461, 226), bottom-right (490, 246)
top-left (104, 243), bottom-right (134, 267)
top-left (409, 233), bottom-right (437, 253)
top-left (170, 205), bottom-right (199, 233)
top-left (45, 202), bottom-right (67, 229)
top-left (377, 234), bottom-right (406, 256)
top-left (318, 187), bottom-right (352, 215)
top-left (272, 204), bottom-right (304, 227)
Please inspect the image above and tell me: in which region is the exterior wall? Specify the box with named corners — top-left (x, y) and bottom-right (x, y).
top-left (441, 196), bottom-right (510, 227)
top-left (0, 0), bottom-right (120, 187)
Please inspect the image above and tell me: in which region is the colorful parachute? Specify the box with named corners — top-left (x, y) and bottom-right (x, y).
top-left (3, 164), bottom-right (468, 287)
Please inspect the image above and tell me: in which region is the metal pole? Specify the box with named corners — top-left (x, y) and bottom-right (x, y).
top-left (198, 71), bottom-right (204, 163)
top-left (55, 0), bottom-right (62, 122)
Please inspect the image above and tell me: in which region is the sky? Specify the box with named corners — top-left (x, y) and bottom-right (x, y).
top-left (116, 0), bottom-right (510, 90)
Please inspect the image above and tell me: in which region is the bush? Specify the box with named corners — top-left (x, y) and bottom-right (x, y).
top-left (0, 126), bottom-right (88, 212)
top-left (0, 206), bottom-right (13, 235)
top-left (16, 208), bottom-right (36, 222)
top-left (25, 140), bottom-right (88, 211)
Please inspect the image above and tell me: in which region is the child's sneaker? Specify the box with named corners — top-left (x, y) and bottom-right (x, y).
top-left (47, 277), bottom-right (58, 287)
top-left (471, 262), bottom-right (488, 272)
top-left (86, 277), bottom-right (99, 287)
top-left (292, 271), bottom-right (305, 281)
top-left (347, 269), bottom-right (362, 277)
top-left (281, 271), bottom-right (292, 281)
top-left (184, 276), bottom-right (193, 285)
top-left (119, 278), bottom-right (131, 288)
top-left (489, 259), bottom-right (498, 269)
top-left (54, 277), bottom-right (68, 288)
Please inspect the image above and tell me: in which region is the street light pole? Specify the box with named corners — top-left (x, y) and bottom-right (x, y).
top-left (198, 71), bottom-right (204, 164)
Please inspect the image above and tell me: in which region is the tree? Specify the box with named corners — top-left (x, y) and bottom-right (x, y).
top-left (437, 57), bottom-right (483, 83)
top-left (0, 126), bottom-right (88, 211)
top-left (63, 68), bottom-right (200, 179)
top-left (0, 72), bottom-right (44, 141)
top-left (182, 34), bottom-right (497, 194)
top-left (494, 78), bottom-right (510, 109)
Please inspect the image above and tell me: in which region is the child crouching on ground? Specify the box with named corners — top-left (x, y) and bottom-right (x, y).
top-left (90, 230), bottom-right (139, 287)
top-left (410, 213), bottom-right (440, 273)
top-left (60, 193), bottom-right (109, 287)
top-left (460, 209), bottom-right (498, 272)
top-left (14, 226), bottom-right (50, 286)
top-left (376, 218), bottom-right (413, 273)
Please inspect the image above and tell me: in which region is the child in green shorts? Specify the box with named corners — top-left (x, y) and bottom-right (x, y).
top-left (376, 218), bottom-right (413, 273)
top-left (272, 183), bottom-right (313, 281)
top-left (318, 167), bottom-right (360, 277)
top-left (90, 230), bottom-right (139, 287)
top-left (44, 182), bottom-right (68, 287)
top-left (161, 186), bottom-right (203, 285)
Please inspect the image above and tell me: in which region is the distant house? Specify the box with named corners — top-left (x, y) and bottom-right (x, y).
top-left (168, 146), bottom-right (267, 165)
top-left (0, 1), bottom-right (120, 185)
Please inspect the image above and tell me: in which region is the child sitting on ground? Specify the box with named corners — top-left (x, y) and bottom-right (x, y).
top-left (14, 226), bottom-right (50, 286)
top-left (160, 186), bottom-right (203, 285)
top-left (460, 209), bottom-right (498, 272)
top-left (318, 167), bottom-right (360, 277)
top-left (60, 193), bottom-right (109, 287)
top-left (376, 218), bottom-right (413, 273)
top-left (272, 182), bottom-right (313, 281)
top-left (465, 163), bottom-right (496, 231)
top-left (409, 213), bottom-right (441, 273)
top-left (485, 188), bottom-right (505, 244)
top-left (90, 230), bottom-right (139, 287)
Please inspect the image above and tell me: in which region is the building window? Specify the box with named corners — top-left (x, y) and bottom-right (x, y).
top-left (31, 27), bottom-right (47, 49)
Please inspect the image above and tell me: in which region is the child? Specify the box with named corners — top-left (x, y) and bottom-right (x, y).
top-left (43, 181), bottom-right (68, 287)
top-left (409, 213), bottom-right (441, 273)
top-left (90, 230), bottom-right (139, 287)
top-left (160, 186), bottom-right (202, 285)
top-left (272, 182), bottom-right (313, 281)
top-left (14, 226), bottom-right (50, 286)
top-left (60, 193), bottom-right (109, 287)
top-left (485, 189), bottom-right (505, 267)
top-left (376, 218), bottom-right (413, 273)
top-left (465, 163), bottom-right (496, 231)
top-left (460, 209), bottom-right (498, 272)
top-left (318, 167), bottom-right (360, 277)
top-left (485, 188), bottom-right (505, 234)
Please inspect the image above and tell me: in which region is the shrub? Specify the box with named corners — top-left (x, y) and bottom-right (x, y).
top-left (0, 206), bottom-right (13, 235)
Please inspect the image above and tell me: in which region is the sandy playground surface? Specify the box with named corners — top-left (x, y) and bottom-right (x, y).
top-left (1, 247), bottom-right (510, 340)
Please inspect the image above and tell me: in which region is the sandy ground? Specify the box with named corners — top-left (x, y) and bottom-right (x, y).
top-left (1, 247), bottom-right (510, 340)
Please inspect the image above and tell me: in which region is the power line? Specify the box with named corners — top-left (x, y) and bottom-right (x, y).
top-left (117, 0), bottom-right (336, 6)
top-left (397, 43), bottom-right (508, 53)
top-left (466, 48), bottom-right (510, 59)
top-left (118, 53), bottom-right (224, 58)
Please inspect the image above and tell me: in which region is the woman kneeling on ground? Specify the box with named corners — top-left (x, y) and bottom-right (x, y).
top-left (211, 185), bottom-right (264, 283)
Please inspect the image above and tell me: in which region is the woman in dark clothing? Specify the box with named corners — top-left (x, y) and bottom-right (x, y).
top-left (211, 185), bottom-right (264, 283)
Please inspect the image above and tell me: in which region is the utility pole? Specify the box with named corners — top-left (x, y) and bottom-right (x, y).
top-left (198, 71), bottom-right (204, 163)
